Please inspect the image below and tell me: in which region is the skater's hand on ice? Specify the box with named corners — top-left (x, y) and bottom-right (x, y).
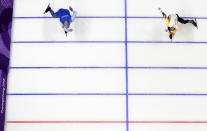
top-left (165, 29), bottom-right (168, 32)
top-left (158, 8), bottom-right (161, 11)
top-left (69, 29), bottom-right (73, 32)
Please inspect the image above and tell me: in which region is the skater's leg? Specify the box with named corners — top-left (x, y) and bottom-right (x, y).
top-left (177, 14), bottom-right (197, 27)
top-left (49, 9), bottom-right (58, 18)
top-left (44, 4), bottom-right (51, 14)
top-left (177, 14), bottom-right (189, 24)
top-left (44, 5), bottom-right (61, 18)
top-left (44, 4), bottom-right (58, 18)
top-left (49, 9), bottom-right (56, 17)
top-left (51, 9), bottom-right (64, 18)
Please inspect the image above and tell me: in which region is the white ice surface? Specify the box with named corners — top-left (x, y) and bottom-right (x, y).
top-left (129, 69), bottom-right (207, 93)
top-left (128, 0), bottom-right (207, 17)
top-left (12, 19), bottom-right (125, 41)
top-left (14, 0), bottom-right (124, 17)
top-left (128, 19), bottom-right (206, 41)
top-left (7, 96), bottom-right (125, 121)
top-left (10, 43), bottom-right (125, 67)
top-left (128, 43), bottom-right (207, 66)
top-left (6, 124), bottom-right (126, 131)
top-left (131, 124), bottom-right (207, 131)
top-left (6, 0), bottom-right (207, 131)
top-left (8, 69), bottom-right (126, 93)
top-left (129, 96), bottom-right (207, 121)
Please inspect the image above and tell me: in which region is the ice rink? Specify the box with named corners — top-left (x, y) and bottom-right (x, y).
top-left (5, 0), bottom-right (207, 131)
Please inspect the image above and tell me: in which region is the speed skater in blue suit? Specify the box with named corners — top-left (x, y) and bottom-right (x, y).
top-left (44, 4), bottom-right (77, 36)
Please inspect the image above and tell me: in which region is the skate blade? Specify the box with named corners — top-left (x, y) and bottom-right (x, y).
top-left (44, 4), bottom-right (50, 14)
top-left (195, 18), bottom-right (198, 29)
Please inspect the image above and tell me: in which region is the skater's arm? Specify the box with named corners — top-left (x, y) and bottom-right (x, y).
top-left (158, 8), bottom-right (167, 19)
top-left (69, 6), bottom-right (77, 22)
